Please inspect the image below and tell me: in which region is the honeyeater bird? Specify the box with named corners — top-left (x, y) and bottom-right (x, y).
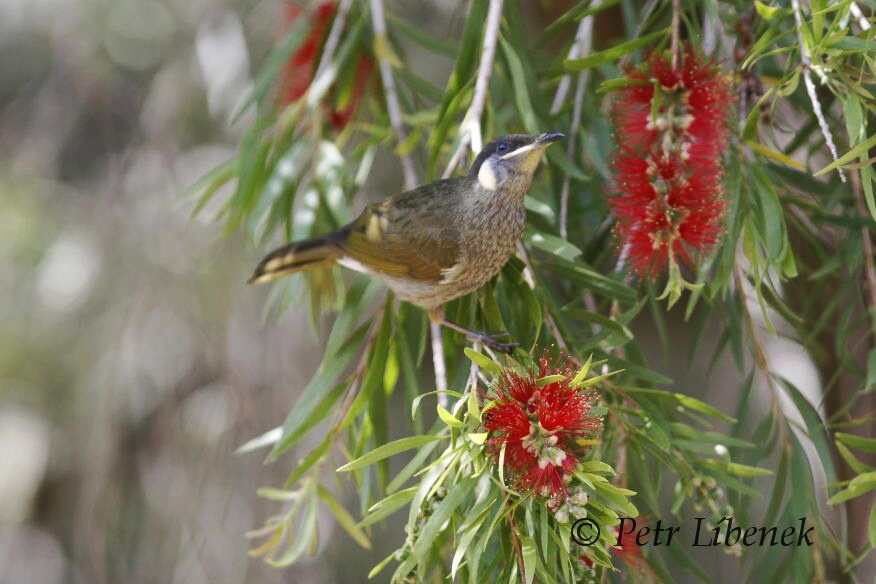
top-left (248, 132), bottom-right (564, 351)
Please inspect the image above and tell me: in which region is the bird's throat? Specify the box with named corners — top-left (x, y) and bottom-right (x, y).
top-left (477, 160), bottom-right (498, 190)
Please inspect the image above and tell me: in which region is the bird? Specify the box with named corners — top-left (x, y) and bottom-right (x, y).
top-left (248, 132), bottom-right (564, 351)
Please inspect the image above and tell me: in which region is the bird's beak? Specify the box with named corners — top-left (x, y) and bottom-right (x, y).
top-left (500, 132), bottom-right (564, 172)
top-left (536, 132), bottom-right (565, 145)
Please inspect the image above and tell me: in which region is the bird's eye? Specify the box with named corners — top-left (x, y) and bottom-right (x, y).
top-left (497, 142), bottom-right (509, 154)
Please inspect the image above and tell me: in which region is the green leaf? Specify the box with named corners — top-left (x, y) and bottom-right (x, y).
top-left (537, 0), bottom-right (620, 45)
top-left (564, 308), bottom-right (633, 339)
top-left (269, 279), bottom-right (376, 459)
top-left (388, 14), bottom-right (459, 57)
top-left (747, 141), bottom-right (805, 170)
top-left (317, 486), bottom-right (371, 549)
top-left (368, 551), bottom-right (397, 580)
top-left (437, 403), bottom-right (464, 428)
top-left (468, 432), bottom-right (489, 444)
top-left (543, 260), bottom-right (637, 303)
top-left (699, 459), bottom-right (772, 477)
top-left (575, 369), bottom-right (623, 388)
top-left (675, 394), bottom-right (737, 423)
top-left (524, 228), bottom-right (582, 261)
top-left (411, 389), bottom-right (463, 419)
top-left (464, 347), bottom-right (502, 373)
top-left (467, 387), bottom-right (481, 422)
top-left (869, 502), bottom-right (876, 550)
top-left (754, 0), bottom-right (788, 20)
top-left (828, 481), bottom-right (876, 505)
top-left (499, 37), bottom-right (540, 134)
top-left (338, 435), bottom-right (444, 472)
top-left (867, 348), bottom-right (876, 391)
top-left (835, 441), bottom-right (875, 474)
top-left (524, 195), bottom-right (555, 220)
top-left (579, 460), bottom-right (615, 475)
top-left (283, 435), bottom-right (332, 488)
top-left (236, 427), bottom-right (282, 454)
top-left (780, 378), bottom-right (837, 482)
top-left (364, 305), bottom-right (393, 478)
top-left (837, 432), bottom-right (876, 453)
top-left (359, 487), bottom-right (418, 528)
top-left (396, 476), bottom-right (478, 578)
top-left (814, 132), bottom-right (876, 176)
top-left (564, 29), bottom-right (668, 71)
top-left (267, 493), bottom-right (317, 567)
top-left (521, 536), bottom-right (537, 584)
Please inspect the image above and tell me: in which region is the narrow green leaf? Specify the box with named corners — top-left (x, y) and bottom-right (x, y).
top-left (236, 427), bottom-right (282, 454)
top-left (338, 435), bottom-right (444, 472)
top-left (564, 29), bottom-right (668, 71)
top-left (464, 347), bottom-right (502, 373)
top-left (675, 394), bottom-right (736, 423)
top-left (359, 487), bottom-right (418, 528)
top-left (317, 486), bottom-right (371, 549)
top-left (524, 228), bottom-right (583, 261)
top-left (837, 432), bottom-right (876, 453)
top-left (437, 404), bottom-right (464, 428)
top-left (814, 132), bottom-right (876, 176)
top-left (521, 536), bottom-right (537, 584)
top-left (396, 476), bottom-right (478, 577)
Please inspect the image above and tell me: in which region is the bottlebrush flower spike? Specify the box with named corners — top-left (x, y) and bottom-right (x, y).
top-left (482, 356), bottom-right (602, 501)
top-left (276, 2), bottom-right (372, 129)
top-left (608, 46), bottom-right (732, 303)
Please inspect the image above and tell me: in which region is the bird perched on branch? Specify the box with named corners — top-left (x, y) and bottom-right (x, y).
top-left (249, 132), bottom-right (563, 351)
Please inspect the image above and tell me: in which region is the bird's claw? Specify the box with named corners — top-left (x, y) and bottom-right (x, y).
top-left (467, 331), bottom-right (519, 353)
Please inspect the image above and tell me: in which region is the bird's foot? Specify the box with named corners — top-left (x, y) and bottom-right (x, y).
top-left (466, 331), bottom-right (519, 353)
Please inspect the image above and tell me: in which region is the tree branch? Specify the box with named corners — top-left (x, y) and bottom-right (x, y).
top-left (369, 0), bottom-right (418, 189)
top-left (790, 0), bottom-right (846, 182)
top-left (443, 0), bottom-right (504, 177)
top-left (554, 5), bottom-right (598, 240)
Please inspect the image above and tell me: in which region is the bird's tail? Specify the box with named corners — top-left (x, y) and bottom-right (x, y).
top-left (248, 230), bottom-right (347, 285)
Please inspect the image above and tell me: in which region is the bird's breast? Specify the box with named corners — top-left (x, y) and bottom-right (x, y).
top-left (441, 200), bottom-right (526, 287)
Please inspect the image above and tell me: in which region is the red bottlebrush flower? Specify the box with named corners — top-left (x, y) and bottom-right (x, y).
top-left (482, 357), bottom-right (602, 500)
top-left (276, 2), bottom-right (372, 129)
top-left (608, 47), bottom-right (732, 280)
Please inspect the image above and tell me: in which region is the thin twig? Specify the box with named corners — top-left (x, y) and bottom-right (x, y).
top-left (732, 263), bottom-right (785, 418)
top-left (701, 2), bottom-right (719, 55)
top-left (431, 321), bottom-right (449, 402)
top-left (515, 242), bottom-right (577, 358)
top-left (443, 0), bottom-right (504, 177)
top-left (850, 2), bottom-right (872, 32)
top-left (556, 5), bottom-right (598, 240)
top-left (790, 0), bottom-right (846, 182)
top-left (313, 0), bottom-right (352, 82)
top-left (671, 0), bottom-right (681, 70)
top-left (550, 11), bottom-right (595, 116)
top-left (369, 0), bottom-right (417, 189)
top-left (507, 503), bottom-right (527, 580)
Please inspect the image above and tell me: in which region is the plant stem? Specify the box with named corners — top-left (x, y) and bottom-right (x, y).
top-left (443, 0), bottom-right (504, 177)
top-left (790, 0), bottom-right (846, 182)
top-left (369, 0), bottom-right (418, 189)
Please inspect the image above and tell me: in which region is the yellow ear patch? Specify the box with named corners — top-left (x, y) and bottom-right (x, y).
top-left (366, 212), bottom-right (389, 241)
top-left (478, 160), bottom-right (498, 190)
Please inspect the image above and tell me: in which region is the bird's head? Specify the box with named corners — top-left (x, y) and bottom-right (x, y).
top-left (469, 132), bottom-right (564, 191)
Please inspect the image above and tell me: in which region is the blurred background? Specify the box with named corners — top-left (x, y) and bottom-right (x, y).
top-left (0, 0), bottom-right (830, 582)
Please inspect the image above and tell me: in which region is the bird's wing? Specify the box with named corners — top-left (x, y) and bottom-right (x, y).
top-left (341, 180), bottom-right (463, 282)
